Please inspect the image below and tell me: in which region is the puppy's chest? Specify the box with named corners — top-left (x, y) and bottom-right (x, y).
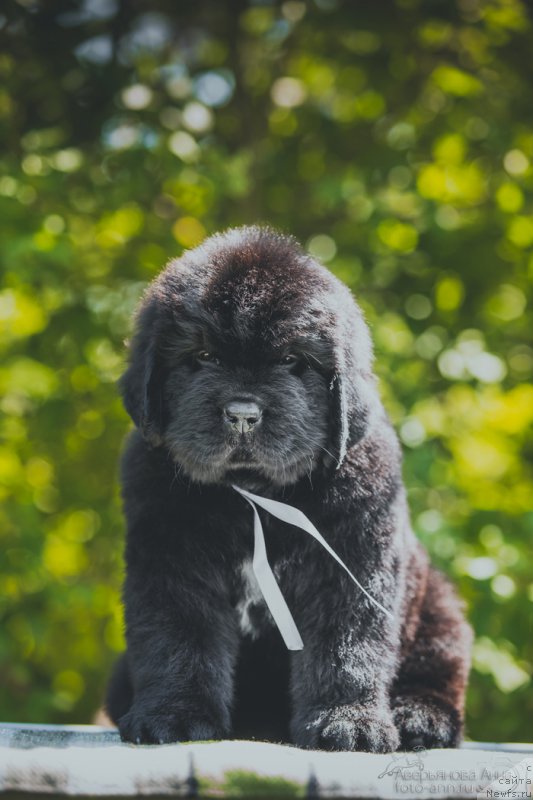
top-left (230, 511), bottom-right (296, 637)
top-left (233, 558), bottom-right (288, 637)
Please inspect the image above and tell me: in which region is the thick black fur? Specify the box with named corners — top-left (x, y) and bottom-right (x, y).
top-left (106, 226), bottom-right (472, 752)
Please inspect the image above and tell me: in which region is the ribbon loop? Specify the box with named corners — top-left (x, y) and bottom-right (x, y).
top-left (233, 485), bottom-right (393, 651)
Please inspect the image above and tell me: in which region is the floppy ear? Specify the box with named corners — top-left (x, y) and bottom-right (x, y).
top-left (119, 298), bottom-right (167, 446)
top-left (326, 289), bottom-right (375, 470)
top-left (328, 370), bottom-right (350, 469)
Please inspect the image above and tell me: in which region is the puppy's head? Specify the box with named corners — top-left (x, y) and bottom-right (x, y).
top-left (121, 226), bottom-right (375, 486)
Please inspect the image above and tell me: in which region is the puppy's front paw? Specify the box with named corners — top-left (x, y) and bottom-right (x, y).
top-left (119, 704), bottom-right (225, 745)
top-left (392, 694), bottom-right (461, 750)
top-left (295, 705), bottom-right (399, 753)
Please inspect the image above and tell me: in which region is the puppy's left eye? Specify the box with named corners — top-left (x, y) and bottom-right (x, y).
top-left (196, 350), bottom-right (219, 364)
top-left (280, 354), bottom-right (299, 366)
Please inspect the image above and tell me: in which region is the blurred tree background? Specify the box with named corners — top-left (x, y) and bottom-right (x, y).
top-left (0, 0), bottom-right (532, 742)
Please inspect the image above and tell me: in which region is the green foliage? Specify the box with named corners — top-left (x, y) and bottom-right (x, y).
top-left (0, 0), bottom-right (531, 741)
top-left (221, 770), bottom-right (303, 797)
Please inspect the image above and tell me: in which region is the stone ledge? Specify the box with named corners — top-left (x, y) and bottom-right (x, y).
top-left (1, 724), bottom-right (532, 799)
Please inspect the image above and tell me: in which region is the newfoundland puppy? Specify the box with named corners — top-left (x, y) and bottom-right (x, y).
top-left (106, 226), bottom-right (472, 752)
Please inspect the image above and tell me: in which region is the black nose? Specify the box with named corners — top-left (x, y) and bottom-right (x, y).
top-left (223, 401), bottom-right (262, 434)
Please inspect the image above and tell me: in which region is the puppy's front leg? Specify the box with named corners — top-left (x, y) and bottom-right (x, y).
top-left (119, 563), bottom-right (239, 744)
top-left (289, 577), bottom-right (400, 753)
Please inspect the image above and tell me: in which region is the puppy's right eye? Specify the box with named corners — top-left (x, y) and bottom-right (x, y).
top-left (196, 350), bottom-right (218, 364)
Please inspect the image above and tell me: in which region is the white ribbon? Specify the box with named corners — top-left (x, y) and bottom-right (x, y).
top-left (233, 485), bottom-right (393, 651)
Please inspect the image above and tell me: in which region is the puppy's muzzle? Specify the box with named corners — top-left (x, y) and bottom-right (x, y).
top-left (223, 400), bottom-right (262, 435)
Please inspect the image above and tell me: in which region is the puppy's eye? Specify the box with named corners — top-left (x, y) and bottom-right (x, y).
top-left (280, 354), bottom-right (299, 366)
top-left (196, 350), bottom-right (218, 364)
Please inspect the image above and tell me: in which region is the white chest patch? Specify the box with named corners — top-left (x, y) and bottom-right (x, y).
top-left (235, 559), bottom-right (264, 636)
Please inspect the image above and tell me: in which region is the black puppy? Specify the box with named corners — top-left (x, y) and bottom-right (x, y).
top-left (106, 226), bottom-right (472, 752)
